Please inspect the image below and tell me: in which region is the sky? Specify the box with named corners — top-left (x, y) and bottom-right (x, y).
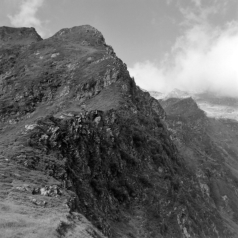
top-left (1, 0), bottom-right (238, 97)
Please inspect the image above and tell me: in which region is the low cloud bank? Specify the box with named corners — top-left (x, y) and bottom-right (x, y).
top-left (129, 22), bottom-right (238, 98)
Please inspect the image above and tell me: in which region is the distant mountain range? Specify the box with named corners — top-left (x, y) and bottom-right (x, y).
top-left (149, 89), bottom-right (238, 121)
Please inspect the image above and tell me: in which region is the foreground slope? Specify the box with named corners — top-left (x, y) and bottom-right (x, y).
top-left (0, 25), bottom-right (232, 237)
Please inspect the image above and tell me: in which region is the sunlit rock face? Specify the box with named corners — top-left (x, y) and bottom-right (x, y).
top-left (0, 25), bottom-right (234, 238)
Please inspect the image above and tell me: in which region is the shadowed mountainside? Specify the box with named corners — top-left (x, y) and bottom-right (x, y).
top-left (160, 97), bottom-right (238, 236)
top-left (0, 25), bottom-right (235, 237)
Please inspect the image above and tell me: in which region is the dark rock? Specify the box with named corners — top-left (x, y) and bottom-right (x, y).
top-left (0, 26), bottom-right (42, 47)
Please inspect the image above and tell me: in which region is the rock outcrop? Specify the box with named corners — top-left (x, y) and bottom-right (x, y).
top-left (0, 26), bottom-right (42, 47)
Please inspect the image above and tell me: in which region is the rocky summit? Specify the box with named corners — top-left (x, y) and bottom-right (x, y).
top-left (0, 26), bottom-right (42, 47)
top-left (0, 25), bottom-right (236, 238)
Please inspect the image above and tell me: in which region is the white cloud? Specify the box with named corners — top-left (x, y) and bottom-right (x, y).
top-left (179, 0), bottom-right (221, 27)
top-left (129, 61), bottom-right (171, 93)
top-left (129, 0), bottom-right (238, 98)
top-left (191, 0), bottom-right (201, 7)
top-left (166, 0), bottom-right (172, 5)
top-left (129, 22), bottom-right (238, 98)
top-left (8, 0), bottom-right (48, 37)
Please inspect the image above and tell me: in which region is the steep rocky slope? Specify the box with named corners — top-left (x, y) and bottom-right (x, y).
top-left (160, 97), bottom-right (238, 236)
top-left (0, 25), bottom-right (233, 237)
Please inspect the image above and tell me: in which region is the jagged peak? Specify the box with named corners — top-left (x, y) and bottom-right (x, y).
top-left (0, 26), bottom-right (42, 47)
top-left (163, 96), bottom-right (198, 109)
top-left (161, 96), bottom-right (206, 119)
top-left (51, 25), bottom-right (106, 46)
top-left (178, 96), bottom-right (197, 104)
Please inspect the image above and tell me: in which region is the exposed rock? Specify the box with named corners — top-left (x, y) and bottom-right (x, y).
top-left (32, 185), bottom-right (62, 197)
top-left (0, 26), bottom-right (42, 47)
top-left (30, 197), bottom-right (47, 206)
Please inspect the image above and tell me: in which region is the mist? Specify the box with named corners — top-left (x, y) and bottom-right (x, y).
top-left (129, 22), bottom-right (238, 98)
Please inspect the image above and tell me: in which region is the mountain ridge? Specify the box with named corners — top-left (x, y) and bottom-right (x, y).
top-left (0, 25), bottom-right (235, 238)
top-left (149, 89), bottom-right (238, 121)
top-left (0, 26), bottom-right (42, 47)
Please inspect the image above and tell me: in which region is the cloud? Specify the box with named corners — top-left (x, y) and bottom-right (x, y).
top-left (191, 0), bottom-right (201, 7)
top-left (129, 61), bottom-right (170, 92)
top-left (8, 0), bottom-right (48, 37)
top-left (129, 22), bottom-right (238, 97)
top-left (129, 1), bottom-right (238, 98)
top-left (166, 0), bottom-right (173, 5)
top-left (179, 0), bottom-right (222, 27)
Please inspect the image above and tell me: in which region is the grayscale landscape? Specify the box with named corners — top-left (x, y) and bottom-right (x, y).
top-left (0, 1), bottom-right (238, 238)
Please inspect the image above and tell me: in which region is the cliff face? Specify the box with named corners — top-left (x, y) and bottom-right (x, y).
top-left (0, 26), bottom-right (232, 238)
